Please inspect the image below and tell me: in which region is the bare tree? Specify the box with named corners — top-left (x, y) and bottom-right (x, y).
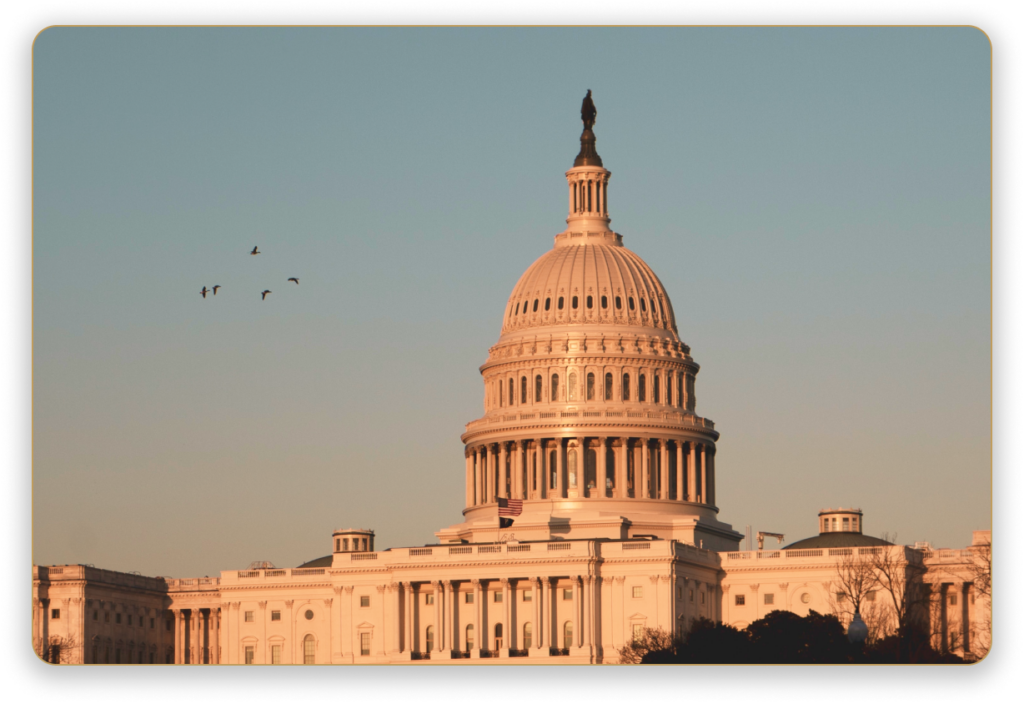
top-left (45, 634), bottom-right (81, 664)
top-left (617, 626), bottom-right (678, 664)
top-left (867, 534), bottom-right (931, 661)
top-left (826, 549), bottom-right (890, 643)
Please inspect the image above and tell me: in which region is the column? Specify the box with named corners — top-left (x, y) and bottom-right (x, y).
top-left (699, 444), bottom-right (707, 503)
top-left (556, 439), bottom-right (565, 498)
top-left (532, 578), bottom-right (542, 653)
top-left (403, 583), bottom-right (413, 655)
top-left (640, 439), bottom-right (649, 498)
top-left (598, 438), bottom-right (608, 498)
top-left (499, 443), bottom-right (508, 499)
top-left (613, 577), bottom-right (626, 651)
top-left (544, 578), bottom-right (554, 651)
top-left (584, 576), bottom-right (595, 653)
top-left (283, 600), bottom-right (294, 664)
top-left (707, 446), bottom-right (716, 505)
top-left (614, 439), bottom-right (627, 498)
top-left (175, 609), bottom-right (184, 664)
top-left (534, 439), bottom-right (543, 499)
top-left (432, 581), bottom-right (441, 655)
top-left (375, 587), bottom-right (386, 656)
top-left (573, 576), bottom-right (582, 653)
top-left (344, 587), bottom-right (355, 662)
top-left (688, 442), bottom-right (698, 502)
top-left (333, 587), bottom-right (344, 662)
top-left (445, 580), bottom-right (454, 654)
top-left (465, 451), bottom-right (474, 507)
top-left (659, 439), bottom-right (669, 500)
top-left (472, 579), bottom-right (482, 657)
top-left (473, 448), bottom-right (482, 505)
top-left (500, 578), bottom-right (510, 656)
top-left (211, 608), bottom-right (219, 664)
top-left (676, 442), bottom-right (685, 501)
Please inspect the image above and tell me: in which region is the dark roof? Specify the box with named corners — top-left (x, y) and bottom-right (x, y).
top-left (783, 532), bottom-right (893, 550)
top-left (296, 555), bottom-right (332, 568)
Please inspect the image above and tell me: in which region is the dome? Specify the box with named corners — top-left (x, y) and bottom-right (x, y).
top-left (500, 240), bottom-right (679, 338)
top-left (783, 533), bottom-right (893, 550)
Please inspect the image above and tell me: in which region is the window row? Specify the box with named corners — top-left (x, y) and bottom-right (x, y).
top-left (510, 293), bottom-right (659, 319)
top-left (492, 370), bottom-right (690, 407)
top-left (91, 609), bottom-right (157, 629)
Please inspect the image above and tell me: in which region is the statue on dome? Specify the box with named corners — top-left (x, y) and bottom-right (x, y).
top-left (581, 90), bottom-right (597, 130)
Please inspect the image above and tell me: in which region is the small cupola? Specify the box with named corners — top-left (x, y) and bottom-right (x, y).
top-left (333, 528), bottom-right (375, 554)
top-left (818, 508), bottom-right (863, 534)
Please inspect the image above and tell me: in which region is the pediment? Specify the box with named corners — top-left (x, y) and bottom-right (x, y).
top-left (627, 612), bottom-right (647, 621)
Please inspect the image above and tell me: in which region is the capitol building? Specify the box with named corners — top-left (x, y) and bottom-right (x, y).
top-left (32, 97), bottom-right (989, 665)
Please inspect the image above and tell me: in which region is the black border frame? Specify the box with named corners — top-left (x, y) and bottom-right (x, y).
top-left (4, 2), bottom-right (1019, 699)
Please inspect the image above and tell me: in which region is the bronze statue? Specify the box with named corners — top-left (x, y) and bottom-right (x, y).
top-left (581, 90), bottom-right (597, 130)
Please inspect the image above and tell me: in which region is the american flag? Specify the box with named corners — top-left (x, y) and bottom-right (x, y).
top-left (497, 498), bottom-right (523, 517)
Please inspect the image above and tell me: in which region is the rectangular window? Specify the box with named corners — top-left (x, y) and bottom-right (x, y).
top-left (271, 644), bottom-right (282, 664)
top-left (244, 646), bottom-right (255, 664)
top-left (244, 611), bottom-right (254, 623)
top-left (866, 591), bottom-right (876, 602)
top-left (735, 595), bottom-right (745, 606)
top-left (764, 594), bottom-right (774, 605)
top-left (563, 588), bottom-right (573, 601)
top-left (523, 589), bottom-right (532, 602)
top-left (465, 592), bottom-right (474, 604)
top-left (843, 517), bottom-right (850, 530)
top-left (127, 615), bottom-right (132, 626)
top-left (425, 594), bottom-right (434, 605)
top-left (700, 592), bottom-right (705, 605)
top-left (93, 611), bottom-right (98, 621)
top-left (689, 589), bottom-right (694, 603)
top-left (632, 586), bottom-right (643, 598)
top-left (494, 591), bottom-right (503, 603)
top-left (360, 633), bottom-right (371, 656)
top-left (360, 596), bottom-right (370, 608)
top-left (632, 624), bottom-right (643, 640)
top-left (950, 594), bottom-right (958, 606)
top-left (837, 593), bottom-right (847, 603)
top-left (150, 618), bottom-right (155, 628)
top-left (51, 609), bottom-right (60, 620)
top-left (271, 610), bottom-right (281, 621)
top-left (116, 613), bottom-right (122, 624)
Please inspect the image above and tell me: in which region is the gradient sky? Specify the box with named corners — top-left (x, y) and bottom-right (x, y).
top-left (32, 26), bottom-right (990, 578)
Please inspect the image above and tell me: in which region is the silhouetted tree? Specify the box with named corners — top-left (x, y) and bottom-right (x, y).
top-left (746, 610), bottom-right (852, 663)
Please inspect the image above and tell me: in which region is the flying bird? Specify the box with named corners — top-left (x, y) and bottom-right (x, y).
top-left (261, 290), bottom-right (271, 300)
top-left (250, 246), bottom-right (261, 255)
top-left (288, 278), bottom-right (299, 285)
top-left (212, 285), bottom-right (222, 295)
top-left (200, 286), bottom-right (209, 299)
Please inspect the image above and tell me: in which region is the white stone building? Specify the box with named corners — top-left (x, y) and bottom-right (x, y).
top-left (32, 97), bottom-right (990, 665)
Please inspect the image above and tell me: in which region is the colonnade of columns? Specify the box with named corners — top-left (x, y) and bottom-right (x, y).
top-left (170, 607), bottom-right (220, 664)
top-left (569, 174), bottom-right (608, 216)
top-left (394, 575), bottom-right (595, 659)
top-left (466, 437), bottom-right (715, 507)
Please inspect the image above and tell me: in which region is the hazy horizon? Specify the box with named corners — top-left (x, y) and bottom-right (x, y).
top-left (33, 27), bottom-right (990, 577)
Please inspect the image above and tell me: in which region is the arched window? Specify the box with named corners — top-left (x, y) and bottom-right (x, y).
top-left (615, 296), bottom-right (622, 310)
top-left (638, 374), bottom-right (646, 402)
top-left (514, 302), bottom-right (519, 316)
top-left (628, 297), bottom-right (636, 310)
top-left (533, 299), bottom-right (538, 312)
top-left (586, 372), bottom-right (595, 400)
top-left (605, 372), bottom-right (613, 400)
top-left (425, 626), bottom-right (434, 653)
top-left (568, 372), bottom-right (577, 401)
top-left (535, 375), bottom-right (542, 403)
top-left (549, 450), bottom-right (557, 489)
top-left (654, 375), bottom-right (660, 403)
top-left (545, 297), bottom-right (551, 311)
top-left (564, 622), bottom-right (574, 649)
top-left (651, 299), bottom-right (657, 315)
top-left (523, 622), bottom-right (533, 649)
top-left (494, 623), bottom-right (504, 649)
top-left (568, 449), bottom-right (578, 489)
top-left (622, 373), bottom-right (631, 401)
top-left (558, 296), bottom-right (564, 310)
top-left (677, 374), bottom-right (684, 407)
top-left (587, 295), bottom-right (593, 309)
top-left (572, 295), bottom-right (579, 309)
top-left (509, 378), bottom-right (514, 405)
top-left (303, 634), bottom-right (315, 664)
top-left (640, 298), bottom-right (647, 312)
top-left (601, 295), bottom-right (608, 309)
top-left (465, 624), bottom-right (475, 650)
top-left (521, 376), bottom-right (527, 404)
top-left (551, 374), bottom-right (559, 401)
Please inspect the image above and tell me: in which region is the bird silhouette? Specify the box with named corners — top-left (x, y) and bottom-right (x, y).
top-left (288, 278), bottom-right (299, 285)
top-left (212, 285), bottom-right (222, 295)
top-left (261, 290), bottom-right (271, 300)
top-left (251, 246), bottom-right (261, 255)
top-left (200, 286), bottom-right (209, 299)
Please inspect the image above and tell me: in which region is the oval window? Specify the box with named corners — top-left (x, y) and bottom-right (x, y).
top-left (640, 298), bottom-right (647, 312)
top-left (572, 296), bottom-right (578, 309)
top-left (615, 296), bottom-right (622, 310)
top-left (601, 295), bottom-right (608, 309)
top-left (800, 593), bottom-right (811, 604)
top-left (514, 302), bottom-right (519, 315)
top-left (305, 610), bottom-right (314, 620)
top-left (558, 296), bottom-right (564, 310)
top-left (545, 298), bottom-right (551, 311)
top-left (533, 299), bottom-right (539, 312)
top-left (628, 297), bottom-right (635, 310)
top-left (586, 295), bottom-right (593, 309)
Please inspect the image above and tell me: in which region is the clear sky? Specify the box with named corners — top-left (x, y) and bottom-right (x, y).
top-left (32, 26), bottom-right (990, 578)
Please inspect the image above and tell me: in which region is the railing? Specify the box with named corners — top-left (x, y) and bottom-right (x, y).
top-left (507, 545), bottom-right (531, 553)
top-left (785, 549), bottom-right (823, 558)
top-left (198, 578), bottom-right (217, 585)
top-left (448, 546), bottom-right (473, 555)
top-left (351, 553), bottom-right (377, 561)
top-left (549, 648), bottom-right (569, 656)
top-left (478, 546), bottom-right (501, 554)
top-left (409, 548), bottom-right (433, 556)
top-left (582, 411), bottom-right (601, 417)
top-left (177, 578), bottom-right (196, 585)
top-left (858, 547), bottom-right (883, 556)
top-left (561, 412), bottom-right (578, 418)
top-left (828, 548), bottom-right (854, 556)
top-left (622, 542), bottom-right (651, 551)
top-left (727, 552), bottom-right (752, 560)
top-left (539, 412), bottom-right (557, 418)
top-left (292, 568), bottom-right (325, 576)
top-left (757, 551), bottom-right (781, 559)
top-left (45, 567), bottom-right (64, 576)
top-left (237, 571), bottom-right (260, 578)
top-left (265, 570), bottom-right (287, 577)
top-left (547, 542), bottom-right (571, 551)
top-left (464, 410), bottom-right (717, 429)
